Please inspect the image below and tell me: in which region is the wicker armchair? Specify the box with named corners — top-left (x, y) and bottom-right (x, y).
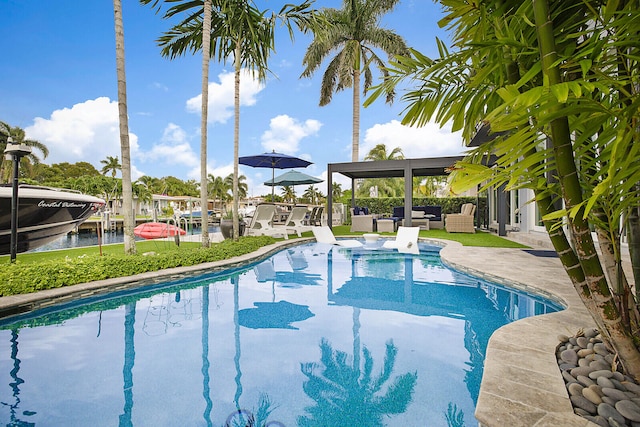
top-left (350, 208), bottom-right (375, 232)
top-left (445, 203), bottom-right (476, 233)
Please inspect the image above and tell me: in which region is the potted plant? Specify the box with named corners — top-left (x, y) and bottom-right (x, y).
top-left (220, 210), bottom-right (245, 239)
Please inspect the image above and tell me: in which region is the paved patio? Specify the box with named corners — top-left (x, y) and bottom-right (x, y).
top-left (0, 235), bottom-right (614, 426)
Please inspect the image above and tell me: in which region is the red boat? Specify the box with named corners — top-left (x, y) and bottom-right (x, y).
top-left (134, 222), bottom-right (186, 240)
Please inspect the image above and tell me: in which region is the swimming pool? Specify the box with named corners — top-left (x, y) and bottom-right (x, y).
top-left (0, 242), bottom-right (562, 426)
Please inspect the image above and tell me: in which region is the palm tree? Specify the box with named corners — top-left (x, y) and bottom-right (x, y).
top-left (112, 0), bottom-right (136, 255)
top-left (332, 182), bottom-right (343, 201)
top-left (0, 122), bottom-right (49, 183)
top-left (198, 0), bottom-right (213, 247)
top-left (142, 0), bottom-right (214, 246)
top-left (364, 143), bottom-right (403, 161)
top-left (224, 173), bottom-right (247, 200)
top-left (301, 0), bottom-right (408, 162)
top-left (137, 175), bottom-right (160, 193)
top-left (414, 176), bottom-right (445, 197)
top-left (207, 174), bottom-right (228, 211)
top-left (143, 0), bottom-right (316, 241)
top-left (374, 0), bottom-right (640, 376)
top-left (303, 184), bottom-right (320, 205)
top-left (281, 186), bottom-right (296, 204)
top-left (359, 143), bottom-right (404, 197)
top-left (100, 155), bottom-right (122, 178)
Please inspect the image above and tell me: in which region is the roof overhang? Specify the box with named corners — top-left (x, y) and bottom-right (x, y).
top-left (328, 156), bottom-right (466, 180)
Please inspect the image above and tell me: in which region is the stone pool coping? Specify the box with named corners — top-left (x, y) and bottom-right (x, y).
top-left (437, 239), bottom-right (596, 427)
top-left (0, 238), bottom-right (314, 319)
top-left (0, 236), bottom-right (595, 426)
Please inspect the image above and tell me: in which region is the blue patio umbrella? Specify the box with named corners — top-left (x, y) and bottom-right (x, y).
top-left (239, 150), bottom-right (313, 200)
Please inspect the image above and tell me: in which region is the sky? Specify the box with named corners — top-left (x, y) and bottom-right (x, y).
top-left (0, 0), bottom-right (467, 199)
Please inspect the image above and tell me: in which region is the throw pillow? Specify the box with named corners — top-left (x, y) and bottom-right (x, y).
top-left (411, 210), bottom-right (425, 219)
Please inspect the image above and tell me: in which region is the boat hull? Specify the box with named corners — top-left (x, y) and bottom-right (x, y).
top-left (0, 185), bottom-right (105, 254)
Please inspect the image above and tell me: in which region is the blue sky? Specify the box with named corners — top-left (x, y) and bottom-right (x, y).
top-left (0, 0), bottom-right (466, 198)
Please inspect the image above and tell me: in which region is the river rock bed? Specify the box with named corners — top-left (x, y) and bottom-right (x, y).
top-left (557, 328), bottom-right (640, 426)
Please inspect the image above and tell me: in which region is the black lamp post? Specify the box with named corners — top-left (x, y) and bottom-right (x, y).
top-left (4, 140), bottom-right (32, 263)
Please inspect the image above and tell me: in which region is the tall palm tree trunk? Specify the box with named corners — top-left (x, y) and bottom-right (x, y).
top-left (199, 0), bottom-right (212, 248)
top-left (113, 0), bottom-right (136, 255)
top-left (352, 68), bottom-right (361, 162)
top-left (533, 0), bottom-right (640, 378)
top-left (232, 44), bottom-right (241, 241)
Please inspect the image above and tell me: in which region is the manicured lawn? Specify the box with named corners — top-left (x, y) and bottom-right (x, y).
top-left (2, 226), bottom-right (526, 266)
top-left (0, 227), bottom-right (528, 297)
top-left (3, 239), bottom-right (202, 265)
top-left (330, 225), bottom-right (529, 248)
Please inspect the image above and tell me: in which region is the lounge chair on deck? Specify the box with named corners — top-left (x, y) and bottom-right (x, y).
top-left (382, 226), bottom-right (420, 254)
top-left (244, 204), bottom-right (289, 239)
top-left (306, 206), bottom-right (324, 226)
top-left (311, 226), bottom-right (363, 248)
top-left (277, 206), bottom-right (312, 237)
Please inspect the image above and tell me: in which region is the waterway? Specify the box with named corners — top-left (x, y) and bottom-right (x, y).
top-left (29, 226), bottom-right (220, 253)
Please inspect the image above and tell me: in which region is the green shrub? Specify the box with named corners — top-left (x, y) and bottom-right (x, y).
top-left (0, 236), bottom-right (276, 297)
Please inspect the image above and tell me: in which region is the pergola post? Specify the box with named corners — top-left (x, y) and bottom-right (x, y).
top-left (327, 163), bottom-right (333, 228)
top-left (404, 162), bottom-right (413, 227)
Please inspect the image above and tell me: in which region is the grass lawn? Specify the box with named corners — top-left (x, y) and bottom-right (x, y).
top-left (2, 240), bottom-right (202, 265)
top-left (330, 225), bottom-right (529, 248)
top-left (2, 226), bottom-right (527, 266)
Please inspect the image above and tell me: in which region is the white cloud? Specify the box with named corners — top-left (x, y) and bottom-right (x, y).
top-left (24, 96), bottom-right (139, 170)
top-left (361, 120), bottom-right (466, 159)
top-left (260, 114), bottom-right (322, 154)
top-left (152, 82), bottom-right (169, 92)
top-left (146, 123), bottom-right (197, 165)
top-left (185, 69), bottom-right (265, 123)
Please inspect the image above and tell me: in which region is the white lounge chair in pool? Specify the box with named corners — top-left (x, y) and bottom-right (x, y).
top-left (382, 226), bottom-right (420, 254)
top-left (244, 204), bottom-right (289, 239)
top-left (254, 259), bottom-right (276, 282)
top-left (286, 249), bottom-right (308, 270)
top-left (312, 226), bottom-right (363, 248)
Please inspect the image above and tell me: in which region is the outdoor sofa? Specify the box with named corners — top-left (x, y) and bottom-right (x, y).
top-left (392, 206), bottom-right (444, 229)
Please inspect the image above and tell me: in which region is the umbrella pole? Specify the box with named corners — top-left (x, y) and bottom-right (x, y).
top-left (271, 167), bottom-right (275, 202)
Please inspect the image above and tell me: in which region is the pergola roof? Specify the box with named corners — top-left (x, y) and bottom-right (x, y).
top-left (327, 156), bottom-right (465, 180)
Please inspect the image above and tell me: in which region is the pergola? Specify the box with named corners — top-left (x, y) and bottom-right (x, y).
top-left (326, 155), bottom-right (509, 235)
top-left (327, 156), bottom-right (463, 228)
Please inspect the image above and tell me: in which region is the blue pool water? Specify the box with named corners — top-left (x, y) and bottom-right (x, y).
top-left (0, 242), bottom-right (562, 426)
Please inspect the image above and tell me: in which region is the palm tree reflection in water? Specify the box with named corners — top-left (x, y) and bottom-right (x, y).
top-left (298, 338), bottom-right (417, 427)
top-left (2, 329), bottom-right (35, 427)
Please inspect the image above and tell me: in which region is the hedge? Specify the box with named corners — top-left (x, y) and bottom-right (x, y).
top-left (0, 235), bottom-right (277, 297)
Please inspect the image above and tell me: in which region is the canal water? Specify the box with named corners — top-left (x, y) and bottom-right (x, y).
top-left (29, 226), bottom-right (220, 253)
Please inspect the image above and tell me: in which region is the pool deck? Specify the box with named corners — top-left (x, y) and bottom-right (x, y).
top-left (438, 240), bottom-right (597, 427)
top-left (0, 235), bottom-right (608, 426)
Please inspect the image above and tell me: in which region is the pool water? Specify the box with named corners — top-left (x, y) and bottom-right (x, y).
top-left (0, 242), bottom-right (561, 426)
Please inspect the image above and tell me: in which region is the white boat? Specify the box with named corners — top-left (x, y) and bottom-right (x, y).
top-left (0, 184), bottom-right (105, 254)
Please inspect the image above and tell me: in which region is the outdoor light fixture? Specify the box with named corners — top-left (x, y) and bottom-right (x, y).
top-left (4, 139), bottom-right (32, 262)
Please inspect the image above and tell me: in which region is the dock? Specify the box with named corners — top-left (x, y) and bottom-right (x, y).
top-left (76, 216), bottom-right (220, 234)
